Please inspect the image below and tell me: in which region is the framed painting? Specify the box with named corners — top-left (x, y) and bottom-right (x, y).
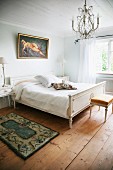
top-left (18, 33), bottom-right (49, 59)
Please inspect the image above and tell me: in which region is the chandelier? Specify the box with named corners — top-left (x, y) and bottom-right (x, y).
top-left (72, 0), bottom-right (99, 39)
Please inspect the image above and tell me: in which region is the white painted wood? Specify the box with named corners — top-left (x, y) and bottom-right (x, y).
top-left (67, 81), bottom-right (106, 118)
top-left (0, 86), bottom-right (12, 109)
top-left (0, 97), bottom-right (9, 109)
top-left (10, 76), bottom-right (106, 128)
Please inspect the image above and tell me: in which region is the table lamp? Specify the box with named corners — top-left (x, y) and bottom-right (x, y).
top-left (0, 57), bottom-right (7, 87)
top-left (57, 57), bottom-right (66, 77)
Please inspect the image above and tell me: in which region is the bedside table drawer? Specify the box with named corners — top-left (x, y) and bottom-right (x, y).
top-left (0, 96), bottom-right (10, 109)
top-left (0, 86), bottom-right (13, 109)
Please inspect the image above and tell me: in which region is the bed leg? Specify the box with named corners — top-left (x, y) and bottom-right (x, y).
top-left (90, 104), bottom-right (92, 118)
top-left (12, 97), bottom-right (16, 109)
top-left (69, 117), bottom-right (73, 129)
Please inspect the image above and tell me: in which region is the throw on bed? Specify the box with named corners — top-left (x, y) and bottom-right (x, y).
top-left (52, 83), bottom-right (77, 90)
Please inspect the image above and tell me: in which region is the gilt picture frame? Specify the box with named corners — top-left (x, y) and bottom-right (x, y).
top-left (18, 33), bottom-right (49, 59)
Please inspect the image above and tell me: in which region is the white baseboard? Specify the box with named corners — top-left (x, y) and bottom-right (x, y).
top-left (106, 92), bottom-right (113, 96)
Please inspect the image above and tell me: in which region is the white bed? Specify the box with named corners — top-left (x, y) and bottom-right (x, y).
top-left (10, 75), bottom-right (106, 128)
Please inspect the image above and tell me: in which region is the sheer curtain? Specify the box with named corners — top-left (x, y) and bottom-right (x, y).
top-left (77, 39), bottom-right (96, 84)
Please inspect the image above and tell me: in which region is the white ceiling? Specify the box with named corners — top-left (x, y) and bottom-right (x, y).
top-left (0, 0), bottom-right (113, 37)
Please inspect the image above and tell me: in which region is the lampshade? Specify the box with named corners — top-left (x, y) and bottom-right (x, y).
top-left (0, 57), bottom-right (7, 64)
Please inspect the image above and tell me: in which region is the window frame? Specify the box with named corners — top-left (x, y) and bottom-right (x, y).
top-left (96, 38), bottom-right (113, 74)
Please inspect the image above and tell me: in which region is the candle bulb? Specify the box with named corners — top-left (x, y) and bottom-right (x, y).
top-left (97, 13), bottom-right (99, 24)
top-left (72, 19), bottom-right (74, 28)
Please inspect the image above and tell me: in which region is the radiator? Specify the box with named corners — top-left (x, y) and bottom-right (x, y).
top-left (96, 77), bottom-right (113, 94)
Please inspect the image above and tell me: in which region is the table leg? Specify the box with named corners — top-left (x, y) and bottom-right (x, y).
top-left (13, 98), bottom-right (16, 109)
top-left (90, 104), bottom-right (92, 118)
top-left (105, 107), bottom-right (108, 122)
top-left (8, 95), bottom-right (11, 107)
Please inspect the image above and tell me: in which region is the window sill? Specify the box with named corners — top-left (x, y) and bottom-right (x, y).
top-left (96, 72), bottom-right (113, 76)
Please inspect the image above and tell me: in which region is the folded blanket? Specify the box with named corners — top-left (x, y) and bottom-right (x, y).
top-left (52, 83), bottom-right (77, 90)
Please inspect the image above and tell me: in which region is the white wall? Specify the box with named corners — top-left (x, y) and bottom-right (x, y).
top-left (0, 22), bottom-right (64, 82)
top-left (64, 36), bottom-right (80, 82)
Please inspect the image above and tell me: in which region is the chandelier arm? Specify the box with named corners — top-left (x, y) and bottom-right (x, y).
top-left (93, 24), bottom-right (99, 31)
top-left (86, 24), bottom-right (98, 37)
top-left (84, 22), bottom-right (93, 37)
top-left (78, 18), bottom-right (86, 36)
top-left (72, 20), bottom-right (77, 32)
top-left (88, 6), bottom-right (93, 12)
top-left (88, 16), bottom-right (94, 28)
top-left (72, 27), bottom-right (77, 32)
top-left (88, 16), bottom-right (93, 24)
top-left (88, 12), bottom-right (94, 17)
top-left (78, 8), bottom-right (83, 12)
top-left (78, 29), bottom-right (83, 36)
top-left (86, 29), bottom-right (93, 37)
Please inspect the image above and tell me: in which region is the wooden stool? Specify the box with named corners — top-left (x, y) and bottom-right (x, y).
top-left (90, 94), bottom-right (113, 122)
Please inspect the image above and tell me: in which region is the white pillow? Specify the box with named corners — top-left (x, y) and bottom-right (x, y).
top-left (35, 75), bottom-right (62, 87)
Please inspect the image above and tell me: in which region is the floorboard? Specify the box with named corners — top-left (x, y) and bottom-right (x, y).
top-left (0, 104), bottom-right (113, 170)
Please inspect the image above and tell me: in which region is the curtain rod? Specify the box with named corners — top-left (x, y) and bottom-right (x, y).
top-left (74, 34), bottom-right (113, 44)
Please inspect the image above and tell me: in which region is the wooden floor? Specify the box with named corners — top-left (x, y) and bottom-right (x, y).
top-left (0, 104), bottom-right (113, 170)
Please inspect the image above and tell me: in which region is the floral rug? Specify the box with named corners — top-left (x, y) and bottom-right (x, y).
top-left (0, 113), bottom-right (59, 159)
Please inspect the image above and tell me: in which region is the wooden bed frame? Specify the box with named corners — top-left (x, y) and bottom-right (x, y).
top-left (10, 75), bottom-right (106, 128)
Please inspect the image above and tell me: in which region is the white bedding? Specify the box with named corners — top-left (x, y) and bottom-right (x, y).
top-left (13, 81), bottom-right (95, 118)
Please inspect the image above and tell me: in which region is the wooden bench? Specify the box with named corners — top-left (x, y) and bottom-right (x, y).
top-left (90, 94), bottom-right (113, 122)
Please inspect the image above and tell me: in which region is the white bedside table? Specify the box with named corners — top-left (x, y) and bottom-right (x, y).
top-left (0, 86), bottom-right (13, 108)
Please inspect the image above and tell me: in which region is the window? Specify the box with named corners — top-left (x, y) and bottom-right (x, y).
top-left (95, 39), bottom-right (113, 73)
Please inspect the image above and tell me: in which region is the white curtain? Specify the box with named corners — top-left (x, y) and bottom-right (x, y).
top-left (77, 39), bottom-right (96, 84)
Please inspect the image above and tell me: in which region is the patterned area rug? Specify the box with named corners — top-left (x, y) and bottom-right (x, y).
top-left (0, 113), bottom-right (59, 159)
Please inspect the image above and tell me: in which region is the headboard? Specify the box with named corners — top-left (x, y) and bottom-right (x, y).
top-left (10, 75), bottom-right (36, 86)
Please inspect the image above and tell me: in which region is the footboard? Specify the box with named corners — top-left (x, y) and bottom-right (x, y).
top-left (67, 81), bottom-right (106, 128)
